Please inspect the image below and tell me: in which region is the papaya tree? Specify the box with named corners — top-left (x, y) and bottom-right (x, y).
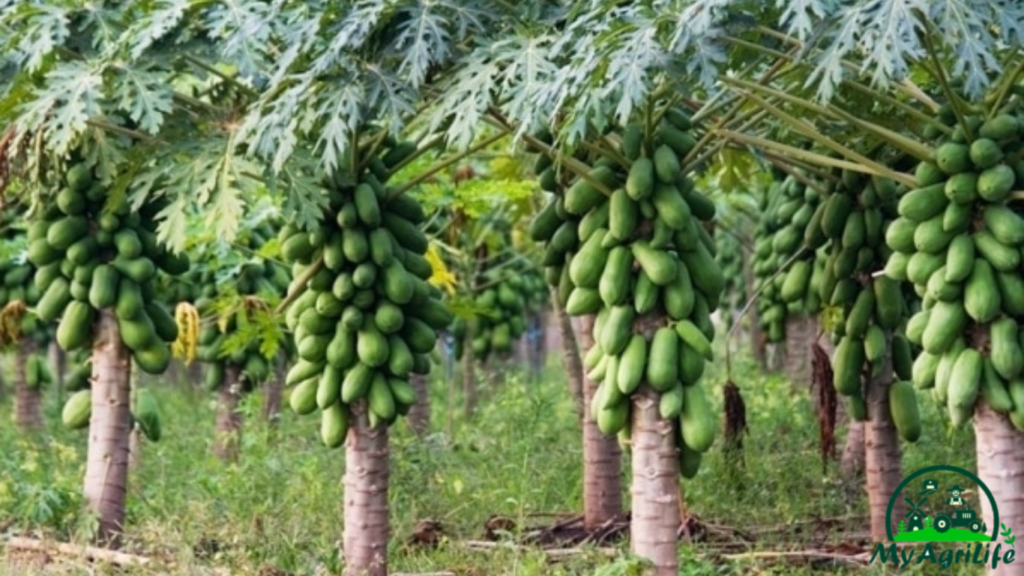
top-left (752, 171), bottom-right (827, 382)
top-left (525, 107), bottom-right (722, 574)
top-left (717, 1), bottom-right (1024, 551)
top-left (395, 142), bottom-right (541, 419)
top-left (0, 201), bottom-right (54, 431)
top-left (189, 203), bottom-right (291, 461)
top-left (526, 144), bottom-right (625, 530)
top-left (15, 154), bottom-right (189, 546)
top-left (434, 202), bottom-right (548, 401)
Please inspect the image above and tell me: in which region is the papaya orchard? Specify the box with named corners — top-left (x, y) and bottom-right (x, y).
top-left (1, 2), bottom-right (1023, 576)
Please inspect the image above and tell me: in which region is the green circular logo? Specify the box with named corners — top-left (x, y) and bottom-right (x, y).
top-left (885, 465), bottom-right (999, 542)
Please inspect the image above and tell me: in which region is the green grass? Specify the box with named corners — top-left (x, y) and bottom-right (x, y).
top-left (0, 344), bottom-right (985, 575)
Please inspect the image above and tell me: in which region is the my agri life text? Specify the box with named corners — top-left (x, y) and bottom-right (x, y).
top-left (871, 541), bottom-right (1016, 570)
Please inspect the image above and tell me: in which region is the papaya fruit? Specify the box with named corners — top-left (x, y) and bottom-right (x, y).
top-left (945, 234), bottom-right (975, 282)
top-left (599, 247), bottom-right (632, 307)
top-left (320, 403), bottom-right (349, 447)
top-left (990, 316), bottom-right (1023, 380)
top-left (921, 300), bottom-right (967, 355)
top-left (983, 205), bottom-right (1024, 246)
top-left (646, 328), bottom-right (678, 391)
top-left (62, 389), bottom-right (92, 429)
top-left (616, 335), bottom-right (647, 395)
top-left (982, 360), bottom-right (1015, 413)
top-left (652, 145), bottom-right (680, 183)
top-left (889, 381), bottom-right (921, 442)
top-left (934, 142), bottom-right (971, 174)
top-left (977, 164), bottom-right (1016, 202)
top-left (680, 385), bottom-right (715, 452)
top-left (631, 241), bottom-right (677, 286)
top-left (948, 349), bottom-right (982, 410)
top-left (56, 301), bottom-right (93, 351)
top-left (626, 158), bottom-right (655, 200)
top-left (833, 336), bottom-right (864, 396)
top-left (964, 259), bottom-right (1000, 323)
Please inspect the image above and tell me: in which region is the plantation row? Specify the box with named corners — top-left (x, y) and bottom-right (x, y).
top-left (3, 2), bottom-right (1024, 576)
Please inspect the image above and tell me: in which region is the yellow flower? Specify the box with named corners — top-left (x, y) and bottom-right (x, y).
top-left (425, 242), bottom-right (457, 295)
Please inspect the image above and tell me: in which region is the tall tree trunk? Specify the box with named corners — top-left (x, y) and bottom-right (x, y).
top-left (630, 386), bottom-right (679, 576)
top-left (14, 343), bottom-right (43, 430)
top-left (578, 314), bottom-right (623, 530)
top-left (864, 333), bottom-right (901, 542)
top-left (214, 365), bottom-right (243, 462)
top-left (742, 247), bottom-right (767, 369)
top-left (783, 316), bottom-right (814, 388)
top-left (187, 360), bottom-right (203, 387)
top-left (263, 359), bottom-right (284, 427)
top-left (49, 342), bottom-right (65, 407)
top-left (536, 310), bottom-right (547, 378)
top-left (462, 323), bottom-right (476, 417)
top-left (343, 400), bottom-right (389, 576)
top-left (975, 403), bottom-right (1024, 576)
top-left (553, 289), bottom-right (584, 413)
top-left (408, 373), bottom-right (430, 437)
top-left (83, 310), bottom-right (132, 548)
top-left (128, 426), bottom-right (143, 471)
top-left (840, 419), bottom-right (866, 480)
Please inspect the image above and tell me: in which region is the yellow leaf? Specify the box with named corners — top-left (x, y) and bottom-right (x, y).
top-left (425, 242), bottom-right (457, 295)
top-left (172, 302), bottom-right (200, 365)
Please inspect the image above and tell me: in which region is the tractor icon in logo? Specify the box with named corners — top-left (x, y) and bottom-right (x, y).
top-left (891, 469), bottom-right (993, 543)
top-left (933, 485), bottom-right (984, 534)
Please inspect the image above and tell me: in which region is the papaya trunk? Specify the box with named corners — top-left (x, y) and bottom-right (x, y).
top-left (528, 312), bottom-right (543, 384)
top-left (462, 323), bottom-right (476, 417)
top-left (560, 309), bottom-right (585, 418)
top-left (840, 419), bottom-right (865, 480)
top-left (83, 310), bottom-right (132, 548)
top-left (578, 314), bottom-right (623, 530)
top-left (128, 426), bottom-right (142, 471)
top-left (408, 373), bottom-right (430, 437)
top-left (187, 360), bottom-right (203, 388)
top-left (553, 290), bottom-right (584, 414)
top-left (783, 316), bottom-right (813, 387)
top-left (213, 365), bottom-right (243, 462)
top-left (14, 342), bottom-right (42, 431)
top-left (975, 403), bottom-right (1024, 576)
top-left (262, 359), bottom-right (284, 427)
top-left (864, 334), bottom-right (901, 542)
top-left (742, 247), bottom-right (767, 369)
top-left (630, 386), bottom-right (680, 576)
top-left (343, 399), bottom-right (389, 576)
top-left (49, 342), bottom-right (65, 406)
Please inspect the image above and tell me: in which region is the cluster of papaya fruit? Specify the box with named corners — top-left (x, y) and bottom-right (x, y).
top-left (713, 226), bottom-right (745, 328)
top-left (22, 353), bottom-right (55, 389)
top-left (1, 203), bottom-right (93, 403)
top-left (530, 108), bottom-right (723, 478)
top-left (451, 264), bottom-right (547, 362)
top-left (754, 174), bottom-right (825, 342)
top-left (279, 139), bottom-right (451, 447)
top-left (0, 205), bottom-right (50, 345)
top-left (63, 349), bottom-right (92, 392)
top-left (886, 105), bottom-right (1024, 429)
top-left (194, 223), bottom-right (292, 393)
top-left (806, 169), bottom-right (922, 442)
top-left (26, 161), bottom-right (188, 375)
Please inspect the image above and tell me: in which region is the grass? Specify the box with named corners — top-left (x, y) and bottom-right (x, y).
top-left (0, 340), bottom-right (986, 575)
